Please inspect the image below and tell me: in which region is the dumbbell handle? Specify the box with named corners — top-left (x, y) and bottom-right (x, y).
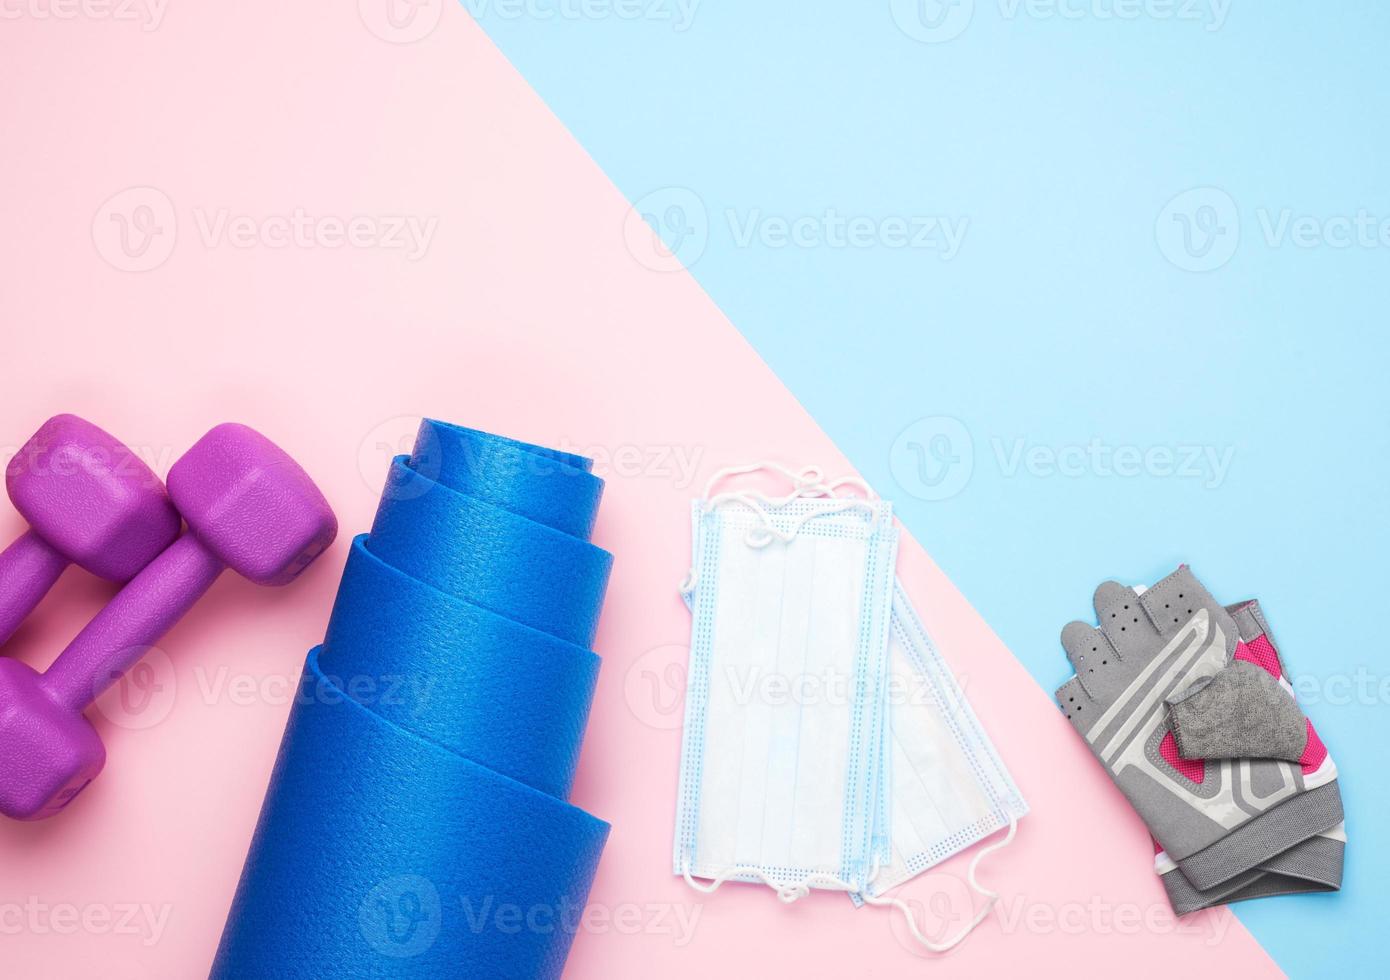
top-left (41, 532), bottom-right (225, 713)
top-left (0, 531), bottom-right (70, 646)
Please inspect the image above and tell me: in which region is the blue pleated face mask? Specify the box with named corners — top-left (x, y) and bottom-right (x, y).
top-left (863, 581), bottom-right (1027, 899)
top-left (675, 464), bottom-right (1025, 954)
top-left (675, 467), bottom-right (897, 897)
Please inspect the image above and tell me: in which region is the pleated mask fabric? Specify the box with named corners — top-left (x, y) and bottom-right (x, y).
top-left (675, 464), bottom-right (1024, 954)
top-left (212, 420), bottom-right (612, 980)
top-left (858, 582), bottom-right (1027, 900)
top-left (674, 494), bottom-right (899, 894)
top-left (679, 573), bottom-right (1028, 905)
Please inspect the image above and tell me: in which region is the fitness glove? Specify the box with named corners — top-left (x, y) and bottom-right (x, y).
top-left (1056, 566), bottom-right (1344, 914)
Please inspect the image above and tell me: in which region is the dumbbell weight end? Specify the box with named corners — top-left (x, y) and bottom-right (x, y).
top-left (0, 423), bottom-right (335, 820)
top-left (0, 531), bottom-right (69, 646)
top-left (40, 532), bottom-right (225, 713)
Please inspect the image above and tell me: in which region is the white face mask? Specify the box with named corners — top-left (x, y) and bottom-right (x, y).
top-left (675, 463), bottom-right (1025, 953)
top-left (674, 478), bottom-right (897, 895)
top-left (863, 581), bottom-right (1027, 899)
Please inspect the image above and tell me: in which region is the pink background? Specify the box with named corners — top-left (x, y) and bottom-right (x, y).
top-left (0, 3), bottom-right (1280, 977)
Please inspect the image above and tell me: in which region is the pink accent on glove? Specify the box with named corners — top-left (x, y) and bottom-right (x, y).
top-left (1160, 731), bottom-right (1206, 784)
top-left (1234, 634), bottom-right (1282, 678)
top-left (1300, 720), bottom-right (1328, 773)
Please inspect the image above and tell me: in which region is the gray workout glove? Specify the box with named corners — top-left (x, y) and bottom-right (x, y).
top-left (1056, 566), bottom-right (1344, 915)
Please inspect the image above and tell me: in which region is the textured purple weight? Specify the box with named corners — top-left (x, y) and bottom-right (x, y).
top-left (0, 415), bottom-right (180, 646)
top-left (165, 424), bottom-right (337, 586)
top-left (0, 534), bottom-right (69, 648)
top-left (0, 658), bottom-right (104, 820)
top-left (0, 423), bottom-right (337, 821)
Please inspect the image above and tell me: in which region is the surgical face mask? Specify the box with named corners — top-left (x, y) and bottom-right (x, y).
top-left (675, 463), bottom-right (1024, 954)
top-left (862, 581), bottom-right (1027, 901)
top-left (674, 473), bottom-right (897, 896)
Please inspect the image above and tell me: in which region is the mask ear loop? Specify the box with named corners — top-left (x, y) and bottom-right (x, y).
top-left (807, 474), bottom-right (872, 499)
top-left (700, 461), bottom-right (829, 502)
top-left (678, 814), bottom-right (1016, 953)
top-left (679, 858), bottom-right (858, 906)
top-left (860, 815), bottom-right (1018, 953)
top-left (677, 489), bottom-right (783, 594)
top-left (680, 463), bottom-right (881, 593)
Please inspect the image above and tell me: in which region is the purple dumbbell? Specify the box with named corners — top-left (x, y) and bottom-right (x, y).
top-left (0, 415), bottom-right (181, 647)
top-left (0, 423), bottom-right (337, 820)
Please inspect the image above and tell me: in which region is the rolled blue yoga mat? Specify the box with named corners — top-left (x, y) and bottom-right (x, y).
top-left (213, 421), bottom-right (612, 980)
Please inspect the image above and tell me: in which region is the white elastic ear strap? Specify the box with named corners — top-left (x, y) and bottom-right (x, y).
top-left (680, 861), bottom-right (856, 906)
top-left (704, 460), bottom-right (880, 543)
top-left (700, 460), bottom-right (874, 504)
top-left (680, 461), bottom-right (880, 593)
top-left (699, 461), bottom-right (830, 501)
top-left (862, 816), bottom-right (1017, 953)
top-left (680, 816), bottom-right (1017, 953)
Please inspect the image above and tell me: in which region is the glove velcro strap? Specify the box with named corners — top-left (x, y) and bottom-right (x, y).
top-left (1175, 780), bottom-right (1343, 890)
top-left (1227, 599), bottom-right (1275, 645)
top-left (1160, 832), bottom-right (1345, 915)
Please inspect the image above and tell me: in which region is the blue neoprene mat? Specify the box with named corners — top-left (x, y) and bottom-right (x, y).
top-left (212, 420), bottom-right (612, 979)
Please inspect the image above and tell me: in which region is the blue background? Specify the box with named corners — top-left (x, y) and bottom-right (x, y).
top-left (465, 2), bottom-right (1389, 974)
